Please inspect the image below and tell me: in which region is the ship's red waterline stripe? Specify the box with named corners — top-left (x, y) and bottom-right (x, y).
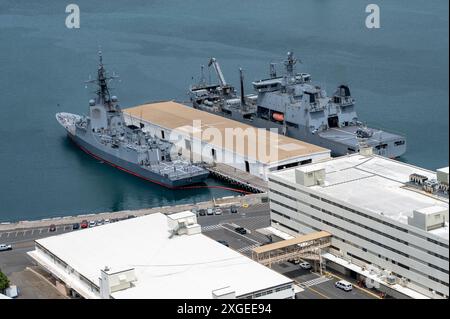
top-left (69, 135), bottom-right (251, 194)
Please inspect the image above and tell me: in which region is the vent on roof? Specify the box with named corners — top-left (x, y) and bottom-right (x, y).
top-left (295, 168), bottom-right (325, 186)
top-left (167, 211), bottom-right (201, 237)
top-left (212, 286), bottom-right (236, 299)
top-left (408, 206), bottom-right (448, 231)
top-left (99, 267), bottom-right (136, 299)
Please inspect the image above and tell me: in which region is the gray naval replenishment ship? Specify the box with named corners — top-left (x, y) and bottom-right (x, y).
top-left (188, 52), bottom-right (407, 158)
top-left (57, 52), bottom-right (209, 188)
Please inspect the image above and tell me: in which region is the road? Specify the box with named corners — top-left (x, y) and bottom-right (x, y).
top-left (196, 203), bottom-right (378, 299)
top-left (0, 202), bottom-right (378, 299)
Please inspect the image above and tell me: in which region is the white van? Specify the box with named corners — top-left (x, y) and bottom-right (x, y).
top-left (335, 280), bottom-right (353, 291)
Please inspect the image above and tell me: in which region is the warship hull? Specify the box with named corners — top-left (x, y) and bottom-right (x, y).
top-left (68, 132), bottom-right (209, 188)
top-left (191, 105), bottom-right (406, 158)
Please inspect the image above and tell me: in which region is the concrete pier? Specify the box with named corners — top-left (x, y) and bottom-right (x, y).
top-left (0, 193), bottom-right (267, 232)
top-left (207, 163), bottom-right (268, 193)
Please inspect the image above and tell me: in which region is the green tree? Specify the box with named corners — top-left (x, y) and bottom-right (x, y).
top-left (0, 269), bottom-right (9, 292)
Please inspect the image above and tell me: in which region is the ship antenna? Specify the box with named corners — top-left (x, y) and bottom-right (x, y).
top-left (200, 65), bottom-right (206, 85)
top-left (270, 62), bottom-right (277, 78)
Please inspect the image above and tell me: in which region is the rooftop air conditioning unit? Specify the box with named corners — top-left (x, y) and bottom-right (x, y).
top-left (386, 275), bottom-right (396, 285)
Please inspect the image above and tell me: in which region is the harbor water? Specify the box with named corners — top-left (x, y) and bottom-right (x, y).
top-left (0, 0), bottom-right (448, 221)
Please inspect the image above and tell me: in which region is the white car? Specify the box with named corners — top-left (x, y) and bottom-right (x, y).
top-left (207, 208), bottom-right (214, 215)
top-left (299, 262), bottom-right (312, 270)
top-left (214, 208), bottom-right (222, 215)
top-left (0, 244), bottom-right (12, 252)
top-left (104, 219), bottom-right (110, 224)
top-left (335, 280), bottom-right (353, 292)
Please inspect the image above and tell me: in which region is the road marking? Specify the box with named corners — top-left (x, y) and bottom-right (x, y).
top-left (299, 276), bottom-right (331, 288)
top-left (14, 231), bottom-right (18, 237)
top-left (39, 229), bottom-right (43, 234)
top-left (201, 224), bottom-right (222, 232)
top-left (6, 232), bottom-right (11, 238)
top-left (292, 279), bottom-right (330, 299)
top-left (236, 244), bottom-right (260, 253)
top-left (306, 285), bottom-right (331, 299)
top-left (31, 229), bottom-right (35, 235)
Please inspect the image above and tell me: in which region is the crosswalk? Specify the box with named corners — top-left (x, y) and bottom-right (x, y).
top-left (201, 224), bottom-right (223, 232)
top-left (299, 276), bottom-right (331, 288)
top-left (236, 244), bottom-right (260, 253)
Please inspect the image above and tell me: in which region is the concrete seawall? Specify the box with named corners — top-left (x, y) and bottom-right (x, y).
top-left (0, 193), bottom-right (267, 232)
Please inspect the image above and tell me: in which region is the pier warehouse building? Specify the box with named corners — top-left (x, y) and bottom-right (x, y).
top-left (268, 153), bottom-right (449, 299)
top-left (123, 101), bottom-right (331, 181)
top-left (28, 212), bottom-right (294, 299)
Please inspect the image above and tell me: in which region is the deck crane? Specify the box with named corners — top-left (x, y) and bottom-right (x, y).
top-left (208, 57), bottom-right (227, 87)
top-left (206, 57), bottom-right (236, 100)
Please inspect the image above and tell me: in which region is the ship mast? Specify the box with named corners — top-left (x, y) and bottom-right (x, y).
top-left (86, 50), bottom-right (119, 111)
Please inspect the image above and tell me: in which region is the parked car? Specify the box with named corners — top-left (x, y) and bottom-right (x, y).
top-left (234, 227), bottom-right (247, 235)
top-left (97, 219), bottom-right (104, 226)
top-left (49, 224), bottom-right (56, 232)
top-left (72, 223), bottom-right (80, 230)
top-left (191, 208), bottom-right (198, 216)
top-left (80, 220), bottom-right (89, 228)
top-left (0, 244), bottom-right (12, 252)
top-left (288, 259), bottom-right (300, 265)
top-left (335, 280), bottom-right (353, 292)
top-left (198, 209), bottom-right (206, 216)
top-left (207, 208), bottom-right (214, 215)
top-left (127, 215), bottom-right (136, 219)
top-left (104, 219), bottom-right (110, 224)
top-left (299, 262), bottom-right (312, 270)
top-left (214, 208), bottom-right (222, 215)
top-left (111, 218), bottom-right (119, 223)
top-left (89, 220), bottom-right (96, 228)
top-left (217, 240), bottom-right (229, 247)
top-left (230, 205), bottom-right (238, 214)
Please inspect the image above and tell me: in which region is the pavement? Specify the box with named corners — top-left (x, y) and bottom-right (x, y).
top-left (196, 202), bottom-right (378, 299)
top-left (0, 240), bottom-right (66, 298)
top-left (0, 193), bottom-right (265, 231)
top-left (0, 201), bottom-right (379, 299)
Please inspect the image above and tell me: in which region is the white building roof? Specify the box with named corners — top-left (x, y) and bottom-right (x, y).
top-left (33, 213), bottom-right (292, 299)
top-left (271, 154), bottom-right (449, 240)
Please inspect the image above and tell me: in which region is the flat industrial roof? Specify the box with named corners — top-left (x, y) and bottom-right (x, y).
top-left (124, 101), bottom-right (329, 165)
top-left (271, 154), bottom-right (449, 240)
top-left (33, 213), bottom-right (292, 299)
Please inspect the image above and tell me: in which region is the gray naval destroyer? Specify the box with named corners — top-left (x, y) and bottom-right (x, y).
top-left (188, 52), bottom-right (407, 158)
top-left (56, 52), bottom-right (209, 188)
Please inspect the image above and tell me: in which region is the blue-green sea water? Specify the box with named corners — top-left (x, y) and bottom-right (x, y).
top-left (0, 0), bottom-right (448, 221)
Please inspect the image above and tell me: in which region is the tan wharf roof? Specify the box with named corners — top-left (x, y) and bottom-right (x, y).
top-left (124, 101), bottom-right (329, 165)
top-left (252, 231), bottom-right (331, 254)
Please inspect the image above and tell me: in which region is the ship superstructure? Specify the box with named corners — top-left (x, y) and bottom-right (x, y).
top-left (57, 52), bottom-right (209, 188)
top-left (188, 52), bottom-right (407, 158)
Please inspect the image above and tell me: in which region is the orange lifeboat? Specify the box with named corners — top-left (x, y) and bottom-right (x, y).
top-left (272, 112), bottom-right (284, 121)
